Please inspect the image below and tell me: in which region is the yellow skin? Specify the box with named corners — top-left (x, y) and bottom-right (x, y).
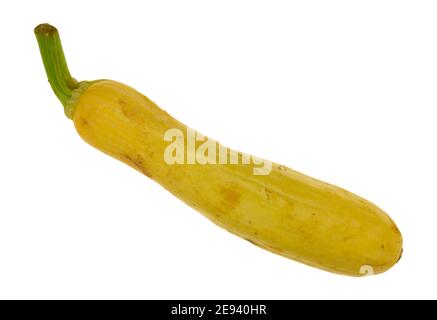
top-left (71, 80), bottom-right (402, 276)
top-left (35, 24), bottom-right (402, 276)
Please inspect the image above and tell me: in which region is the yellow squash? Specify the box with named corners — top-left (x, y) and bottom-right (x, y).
top-left (35, 24), bottom-right (403, 276)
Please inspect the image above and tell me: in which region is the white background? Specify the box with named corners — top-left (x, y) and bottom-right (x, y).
top-left (0, 0), bottom-right (436, 299)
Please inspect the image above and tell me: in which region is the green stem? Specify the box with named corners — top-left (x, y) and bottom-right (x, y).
top-left (34, 24), bottom-right (79, 108)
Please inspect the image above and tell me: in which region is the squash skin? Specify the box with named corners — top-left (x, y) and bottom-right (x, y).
top-left (72, 79), bottom-right (403, 276)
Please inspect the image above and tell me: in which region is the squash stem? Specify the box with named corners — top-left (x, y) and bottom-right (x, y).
top-left (34, 24), bottom-right (78, 109)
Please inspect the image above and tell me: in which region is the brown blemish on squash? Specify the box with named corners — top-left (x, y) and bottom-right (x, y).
top-left (397, 248), bottom-right (403, 263)
top-left (79, 117), bottom-right (88, 126)
top-left (124, 154), bottom-right (152, 178)
top-left (169, 190), bottom-right (178, 197)
top-left (119, 99), bottom-right (145, 125)
top-left (265, 243), bottom-right (284, 253)
top-left (244, 237), bottom-right (284, 254)
top-left (118, 98), bottom-right (126, 106)
top-left (119, 99), bottom-right (133, 119)
top-left (342, 234), bottom-right (353, 242)
top-left (121, 104), bottom-right (133, 118)
top-left (264, 187), bottom-right (273, 200)
top-left (277, 165), bottom-right (287, 172)
top-left (244, 238), bottom-right (258, 246)
top-left (219, 184), bottom-right (241, 211)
